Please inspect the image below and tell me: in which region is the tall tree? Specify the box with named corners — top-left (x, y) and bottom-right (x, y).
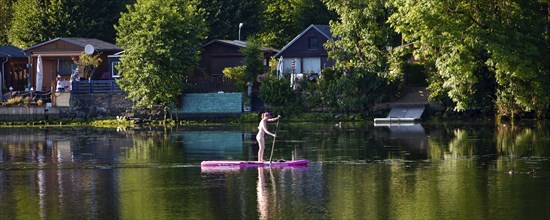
top-left (199, 0), bottom-right (261, 41)
top-left (0, 0), bottom-right (12, 45)
top-left (256, 0), bottom-right (298, 48)
top-left (66, 0), bottom-right (133, 43)
top-left (322, 0), bottom-right (401, 111)
top-left (257, 0), bottom-right (336, 48)
top-left (8, 0), bottom-right (47, 48)
top-left (388, 0), bottom-right (550, 117)
top-left (115, 0), bottom-right (207, 108)
top-left (8, 0), bottom-right (130, 48)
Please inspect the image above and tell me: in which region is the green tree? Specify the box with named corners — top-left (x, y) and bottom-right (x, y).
top-left (259, 74), bottom-right (302, 115)
top-left (8, 0), bottom-right (130, 48)
top-left (77, 52), bottom-right (102, 80)
top-left (115, 0), bottom-right (207, 108)
top-left (388, 0), bottom-right (550, 117)
top-left (223, 38), bottom-right (264, 90)
top-left (66, 0), bottom-right (133, 43)
top-left (8, 0), bottom-right (47, 48)
top-left (241, 38), bottom-right (265, 84)
top-left (0, 0), bottom-right (12, 45)
top-left (9, 0), bottom-right (78, 48)
top-left (199, 0), bottom-right (261, 41)
top-left (322, 0), bottom-right (402, 111)
top-left (257, 0), bottom-right (336, 48)
top-left (223, 38), bottom-right (264, 107)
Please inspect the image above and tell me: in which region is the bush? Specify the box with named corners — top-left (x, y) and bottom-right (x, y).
top-left (259, 75), bottom-right (303, 115)
top-left (3, 96), bottom-right (26, 106)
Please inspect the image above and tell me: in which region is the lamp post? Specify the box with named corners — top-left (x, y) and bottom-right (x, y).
top-left (238, 23), bottom-right (243, 41)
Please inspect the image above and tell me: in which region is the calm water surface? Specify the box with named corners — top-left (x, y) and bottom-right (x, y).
top-left (1, 122), bottom-right (550, 219)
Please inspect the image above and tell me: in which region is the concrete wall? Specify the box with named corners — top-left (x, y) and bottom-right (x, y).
top-left (174, 93), bottom-right (242, 113)
top-left (0, 92), bottom-right (244, 121)
top-left (0, 107), bottom-right (60, 121)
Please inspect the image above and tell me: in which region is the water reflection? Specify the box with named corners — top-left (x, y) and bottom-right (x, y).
top-left (257, 168), bottom-right (269, 220)
top-left (374, 123), bottom-right (429, 160)
top-left (0, 123), bottom-right (550, 219)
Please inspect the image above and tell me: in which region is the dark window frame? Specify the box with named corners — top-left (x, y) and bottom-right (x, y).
top-left (308, 37), bottom-right (318, 49)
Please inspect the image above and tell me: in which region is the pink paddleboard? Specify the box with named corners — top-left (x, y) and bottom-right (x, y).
top-left (200, 159), bottom-right (309, 167)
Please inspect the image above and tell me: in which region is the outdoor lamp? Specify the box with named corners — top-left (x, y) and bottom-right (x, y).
top-left (239, 23), bottom-right (243, 41)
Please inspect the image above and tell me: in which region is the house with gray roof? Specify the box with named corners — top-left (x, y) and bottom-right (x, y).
top-left (274, 24), bottom-right (334, 77)
top-left (23, 38), bottom-right (122, 92)
top-left (0, 46), bottom-right (29, 91)
top-left (189, 39), bottom-right (279, 93)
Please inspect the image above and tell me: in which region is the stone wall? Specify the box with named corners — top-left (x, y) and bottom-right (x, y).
top-left (68, 93), bottom-right (133, 118)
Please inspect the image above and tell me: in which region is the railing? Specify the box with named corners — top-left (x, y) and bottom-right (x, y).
top-left (187, 75), bottom-right (237, 93)
top-left (71, 80), bottom-right (122, 94)
top-left (1, 90), bottom-right (52, 103)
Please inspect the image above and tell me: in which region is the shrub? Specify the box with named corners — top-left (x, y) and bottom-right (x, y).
top-left (259, 74), bottom-right (303, 115)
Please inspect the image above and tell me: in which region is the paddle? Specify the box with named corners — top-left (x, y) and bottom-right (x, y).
top-left (268, 118), bottom-right (280, 164)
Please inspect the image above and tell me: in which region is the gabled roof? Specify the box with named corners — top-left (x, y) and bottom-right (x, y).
top-left (0, 46), bottom-right (28, 58)
top-left (108, 50), bottom-right (125, 58)
top-left (24, 38), bottom-right (122, 52)
top-left (275, 24), bottom-right (333, 57)
top-left (201, 39), bottom-right (279, 53)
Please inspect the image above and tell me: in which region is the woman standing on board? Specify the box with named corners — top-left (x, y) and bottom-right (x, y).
top-left (257, 112), bottom-right (280, 162)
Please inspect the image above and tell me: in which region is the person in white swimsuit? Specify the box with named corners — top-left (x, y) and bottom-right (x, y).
top-left (256, 112), bottom-right (280, 162)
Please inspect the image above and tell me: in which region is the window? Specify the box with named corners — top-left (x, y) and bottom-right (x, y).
top-left (58, 59), bottom-right (74, 76)
top-left (112, 61), bottom-right (121, 78)
top-left (308, 37), bottom-right (318, 49)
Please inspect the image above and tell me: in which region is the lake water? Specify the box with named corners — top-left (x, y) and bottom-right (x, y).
top-left (1, 122), bottom-right (549, 219)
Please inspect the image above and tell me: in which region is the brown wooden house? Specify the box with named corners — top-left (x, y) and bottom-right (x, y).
top-left (189, 40), bottom-right (279, 93)
top-left (0, 46), bottom-right (29, 92)
top-left (274, 24), bottom-right (334, 76)
top-left (23, 38), bottom-right (122, 92)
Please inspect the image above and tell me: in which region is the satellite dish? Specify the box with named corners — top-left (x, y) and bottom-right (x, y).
top-left (84, 44), bottom-right (95, 55)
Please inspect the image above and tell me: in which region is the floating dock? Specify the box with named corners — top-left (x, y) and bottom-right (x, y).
top-left (374, 105), bottom-right (425, 124)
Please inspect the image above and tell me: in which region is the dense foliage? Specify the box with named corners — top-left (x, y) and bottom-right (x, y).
top-left (388, 0), bottom-right (550, 118)
top-left (258, 0), bottom-right (336, 48)
top-left (1, 0), bottom-right (549, 119)
top-left (6, 0), bottom-right (130, 48)
top-left (115, 0), bottom-right (207, 108)
top-left (0, 0), bottom-right (11, 45)
top-left (259, 74), bottom-right (303, 115)
top-left (77, 52), bottom-right (101, 80)
top-left (199, 0), bottom-right (262, 41)
top-left (321, 0), bottom-right (404, 111)
top-left (223, 39), bottom-right (263, 91)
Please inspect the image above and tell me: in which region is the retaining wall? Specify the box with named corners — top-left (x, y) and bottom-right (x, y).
top-left (0, 92), bottom-right (243, 121)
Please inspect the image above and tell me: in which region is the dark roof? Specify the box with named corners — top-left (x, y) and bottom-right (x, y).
top-left (314, 25), bottom-right (332, 39)
top-left (24, 38), bottom-right (122, 51)
top-left (201, 39), bottom-right (279, 53)
top-left (0, 46), bottom-right (28, 58)
top-left (275, 24), bottom-right (333, 57)
top-left (108, 50), bottom-right (125, 58)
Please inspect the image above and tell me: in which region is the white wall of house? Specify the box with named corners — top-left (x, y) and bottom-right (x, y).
top-left (302, 57), bottom-right (321, 73)
top-left (282, 57), bottom-right (322, 75)
top-left (283, 57), bottom-right (301, 74)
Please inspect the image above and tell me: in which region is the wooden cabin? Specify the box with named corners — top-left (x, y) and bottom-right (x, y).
top-left (275, 25), bottom-right (335, 76)
top-left (23, 38), bottom-right (122, 92)
top-left (0, 46), bottom-right (29, 92)
top-left (189, 40), bottom-right (278, 93)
